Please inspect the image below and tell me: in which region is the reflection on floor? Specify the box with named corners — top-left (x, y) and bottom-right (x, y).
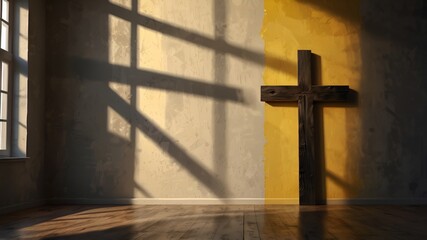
top-left (0, 204), bottom-right (426, 239)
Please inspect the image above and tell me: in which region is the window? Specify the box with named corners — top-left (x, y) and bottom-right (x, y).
top-left (0, 0), bottom-right (11, 156)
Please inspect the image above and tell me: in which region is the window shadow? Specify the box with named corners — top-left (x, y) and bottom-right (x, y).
top-left (106, 87), bottom-right (229, 197)
top-left (212, 0), bottom-right (228, 198)
top-left (46, 0), bottom-right (269, 201)
top-left (71, 57), bottom-right (245, 104)
top-left (104, 1), bottom-right (295, 76)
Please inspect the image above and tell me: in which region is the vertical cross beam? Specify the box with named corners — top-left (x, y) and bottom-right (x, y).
top-left (298, 50), bottom-right (318, 205)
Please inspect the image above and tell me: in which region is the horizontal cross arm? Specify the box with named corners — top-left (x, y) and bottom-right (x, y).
top-left (261, 85), bottom-right (350, 102)
top-left (311, 85), bottom-right (350, 102)
top-left (261, 86), bottom-right (300, 102)
top-left (311, 85), bottom-right (349, 93)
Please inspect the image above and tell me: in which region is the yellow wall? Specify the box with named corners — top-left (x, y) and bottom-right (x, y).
top-left (263, 0), bottom-right (362, 203)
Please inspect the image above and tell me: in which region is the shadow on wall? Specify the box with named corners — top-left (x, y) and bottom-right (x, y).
top-left (297, 0), bottom-right (360, 23)
top-left (105, 2), bottom-right (295, 76)
top-left (46, 0), bottom-right (231, 200)
top-left (45, 0), bottom-right (270, 200)
top-left (359, 0), bottom-right (427, 198)
top-left (310, 54), bottom-right (359, 204)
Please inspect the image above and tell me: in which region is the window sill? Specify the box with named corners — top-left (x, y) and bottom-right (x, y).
top-left (0, 157), bottom-right (29, 163)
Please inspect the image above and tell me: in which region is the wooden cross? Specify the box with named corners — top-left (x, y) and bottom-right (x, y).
top-left (261, 50), bottom-right (351, 205)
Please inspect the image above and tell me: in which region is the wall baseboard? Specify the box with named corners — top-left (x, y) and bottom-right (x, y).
top-left (48, 198), bottom-right (266, 205)
top-left (264, 198), bottom-right (299, 205)
top-left (0, 200), bottom-right (45, 215)
top-left (48, 197), bottom-right (427, 205)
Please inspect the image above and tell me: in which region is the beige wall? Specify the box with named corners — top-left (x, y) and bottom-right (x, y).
top-left (0, 0), bottom-right (46, 213)
top-left (45, 0), bottom-right (265, 202)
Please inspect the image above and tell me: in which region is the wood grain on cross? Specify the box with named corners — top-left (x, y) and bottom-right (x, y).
top-left (261, 50), bottom-right (351, 205)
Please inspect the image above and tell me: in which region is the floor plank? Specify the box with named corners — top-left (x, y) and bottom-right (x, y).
top-left (243, 206), bottom-right (261, 240)
top-left (211, 205), bottom-right (245, 240)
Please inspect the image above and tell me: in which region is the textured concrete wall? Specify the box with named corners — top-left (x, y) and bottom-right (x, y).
top-left (45, 0), bottom-right (265, 201)
top-left (359, 0), bottom-right (427, 199)
top-left (0, 0), bottom-right (46, 213)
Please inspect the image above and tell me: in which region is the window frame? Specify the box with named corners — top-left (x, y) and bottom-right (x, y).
top-left (0, 0), bottom-right (14, 156)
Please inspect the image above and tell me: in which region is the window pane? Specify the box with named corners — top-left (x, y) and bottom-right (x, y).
top-left (1, 0), bottom-right (8, 22)
top-left (1, 21), bottom-right (8, 51)
top-left (0, 121), bottom-right (6, 150)
top-left (0, 92), bottom-right (7, 119)
top-left (1, 62), bottom-right (8, 91)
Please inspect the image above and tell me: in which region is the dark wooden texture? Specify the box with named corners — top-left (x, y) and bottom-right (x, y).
top-left (261, 50), bottom-right (351, 205)
top-left (261, 86), bottom-right (349, 102)
top-left (1, 205), bottom-right (427, 240)
top-left (299, 94), bottom-right (316, 205)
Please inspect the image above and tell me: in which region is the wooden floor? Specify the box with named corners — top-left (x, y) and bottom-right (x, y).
top-left (0, 205), bottom-right (426, 240)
